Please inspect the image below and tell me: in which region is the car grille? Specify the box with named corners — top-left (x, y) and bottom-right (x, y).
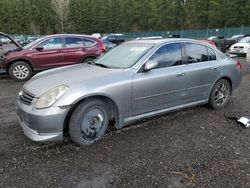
top-left (19, 90), bottom-right (35, 105)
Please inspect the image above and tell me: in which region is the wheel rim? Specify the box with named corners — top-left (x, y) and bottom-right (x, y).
top-left (13, 65), bottom-right (29, 79)
top-left (214, 83), bottom-right (229, 106)
top-left (85, 59), bottom-right (94, 64)
top-left (80, 107), bottom-right (105, 141)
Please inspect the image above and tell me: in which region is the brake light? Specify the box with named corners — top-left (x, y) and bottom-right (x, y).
top-left (236, 59), bottom-right (241, 71)
top-left (99, 41), bottom-right (105, 53)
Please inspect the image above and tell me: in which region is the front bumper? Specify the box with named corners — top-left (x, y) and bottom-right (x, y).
top-left (0, 68), bottom-right (6, 75)
top-left (229, 49), bottom-right (247, 55)
top-left (16, 99), bottom-right (69, 142)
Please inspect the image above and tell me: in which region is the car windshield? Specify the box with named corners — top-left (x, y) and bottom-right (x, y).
top-left (23, 37), bottom-right (43, 49)
top-left (239, 37), bottom-right (250, 43)
top-left (95, 42), bottom-right (154, 69)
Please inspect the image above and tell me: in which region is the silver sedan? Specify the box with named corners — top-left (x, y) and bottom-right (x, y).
top-left (16, 39), bottom-right (242, 145)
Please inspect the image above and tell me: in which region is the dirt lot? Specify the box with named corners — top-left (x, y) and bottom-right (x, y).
top-left (0, 58), bottom-right (250, 188)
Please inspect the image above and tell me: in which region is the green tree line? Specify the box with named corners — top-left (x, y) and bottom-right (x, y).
top-left (0, 0), bottom-right (250, 34)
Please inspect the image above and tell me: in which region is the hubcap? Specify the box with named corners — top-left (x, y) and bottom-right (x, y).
top-left (13, 65), bottom-right (29, 79)
top-left (81, 108), bottom-right (105, 140)
top-left (214, 83), bottom-right (229, 106)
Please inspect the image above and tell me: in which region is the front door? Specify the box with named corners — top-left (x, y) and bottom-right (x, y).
top-left (132, 42), bottom-right (188, 116)
top-left (30, 37), bottom-right (64, 69)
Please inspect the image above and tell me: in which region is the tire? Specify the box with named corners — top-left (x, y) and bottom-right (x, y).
top-left (9, 61), bottom-right (32, 81)
top-left (69, 99), bottom-right (110, 146)
top-left (81, 57), bottom-right (95, 64)
top-left (208, 79), bottom-right (231, 109)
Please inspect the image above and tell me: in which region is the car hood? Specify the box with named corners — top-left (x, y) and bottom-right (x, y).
top-left (24, 64), bottom-right (123, 97)
top-left (0, 32), bottom-right (22, 48)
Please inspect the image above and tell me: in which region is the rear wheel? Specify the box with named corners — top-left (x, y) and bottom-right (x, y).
top-left (9, 61), bottom-right (32, 81)
top-left (208, 79), bottom-right (231, 109)
top-left (81, 57), bottom-right (95, 64)
top-left (69, 99), bottom-right (110, 145)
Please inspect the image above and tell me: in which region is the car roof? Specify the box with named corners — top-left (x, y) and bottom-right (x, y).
top-left (42, 34), bottom-right (97, 40)
top-left (127, 38), bottom-right (204, 45)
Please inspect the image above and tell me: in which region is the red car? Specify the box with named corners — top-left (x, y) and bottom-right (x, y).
top-left (0, 34), bottom-right (105, 81)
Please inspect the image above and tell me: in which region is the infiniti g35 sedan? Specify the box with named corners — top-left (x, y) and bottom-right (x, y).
top-left (16, 39), bottom-right (242, 145)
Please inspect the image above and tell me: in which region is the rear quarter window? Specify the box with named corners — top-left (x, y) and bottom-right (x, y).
top-left (207, 47), bottom-right (217, 61)
top-left (216, 50), bottom-right (227, 60)
top-left (83, 39), bottom-right (96, 47)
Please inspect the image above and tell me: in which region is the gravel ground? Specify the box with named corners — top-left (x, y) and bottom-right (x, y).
top-left (0, 58), bottom-right (250, 188)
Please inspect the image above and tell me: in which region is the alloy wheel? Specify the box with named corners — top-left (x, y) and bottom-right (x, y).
top-left (13, 65), bottom-right (29, 79)
top-left (214, 83), bottom-right (229, 106)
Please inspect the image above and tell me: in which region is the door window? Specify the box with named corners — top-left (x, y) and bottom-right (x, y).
top-left (38, 38), bottom-right (63, 49)
top-left (149, 43), bottom-right (183, 68)
top-left (83, 39), bottom-right (96, 47)
top-left (185, 43), bottom-right (209, 63)
top-left (65, 37), bottom-right (83, 48)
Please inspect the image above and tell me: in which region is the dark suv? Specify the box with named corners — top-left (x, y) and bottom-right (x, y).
top-left (101, 34), bottom-right (125, 45)
top-left (0, 34), bottom-right (105, 81)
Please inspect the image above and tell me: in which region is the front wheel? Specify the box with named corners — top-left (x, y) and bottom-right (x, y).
top-left (69, 99), bottom-right (110, 145)
top-left (9, 61), bottom-right (32, 81)
top-left (208, 79), bottom-right (231, 109)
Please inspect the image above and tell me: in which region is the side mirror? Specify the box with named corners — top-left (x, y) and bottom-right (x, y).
top-left (35, 46), bottom-right (44, 51)
top-left (144, 60), bottom-right (158, 72)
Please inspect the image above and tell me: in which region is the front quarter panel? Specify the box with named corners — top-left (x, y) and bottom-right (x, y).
top-left (53, 70), bottom-right (134, 118)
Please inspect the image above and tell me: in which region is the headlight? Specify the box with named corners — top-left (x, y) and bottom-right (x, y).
top-left (35, 85), bottom-right (69, 109)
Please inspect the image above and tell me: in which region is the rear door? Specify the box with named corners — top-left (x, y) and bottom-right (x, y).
top-left (62, 37), bottom-right (98, 64)
top-left (63, 37), bottom-right (85, 64)
top-left (132, 42), bottom-right (188, 115)
top-left (30, 37), bottom-right (65, 69)
top-left (183, 43), bottom-right (221, 103)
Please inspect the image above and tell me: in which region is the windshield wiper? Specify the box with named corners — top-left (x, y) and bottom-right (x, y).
top-left (95, 63), bottom-right (110, 68)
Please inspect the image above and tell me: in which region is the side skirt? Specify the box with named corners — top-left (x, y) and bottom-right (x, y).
top-left (117, 99), bottom-right (208, 129)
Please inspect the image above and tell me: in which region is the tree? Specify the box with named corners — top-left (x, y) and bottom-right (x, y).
top-left (51, 0), bottom-right (70, 33)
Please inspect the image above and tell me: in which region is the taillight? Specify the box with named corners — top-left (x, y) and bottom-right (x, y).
top-left (236, 59), bottom-right (241, 71)
top-left (99, 41), bottom-right (105, 53)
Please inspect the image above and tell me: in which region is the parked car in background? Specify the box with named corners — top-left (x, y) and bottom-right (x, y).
top-left (168, 34), bottom-right (181, 38)
top-left (208, 36), bottom-right (227, 52)
top-left (92, 33), bottom-right (101, 39)
top-left (16, 39), bottom-right (242, 145)
top-left (0, 37), bottom-right (11, 44)
top-left (229, 37), bottom-right (250, 55)
top-left (101, 33), bottom-right (125, 45)
top-left (135, 36), bottom-right (163, 40)
top-left (13, 36), bottom-right (26, 46)
top-left (231, 34), bottom-right (250, 42)
top-left (22, 36), bottom-right (41, 46)
top-left (102, 40), bottom-right (116, 51)
top-left (207, 35), bottom-right (249, 53)
top-left (0, 34), bottom-right (105, 81)
top-left (198, 39), bottom-right (216, 47)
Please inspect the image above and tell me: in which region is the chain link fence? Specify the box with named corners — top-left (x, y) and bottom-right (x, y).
top-left (6, 26), bottom-right (250, 40)
top-left (123, 26), bottom-right (250, 39)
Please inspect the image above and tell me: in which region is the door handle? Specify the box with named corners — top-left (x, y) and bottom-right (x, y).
top-left (177, 72), bottom-right (185, 77)
top-left (212, 66), bottom-right (220, 70)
